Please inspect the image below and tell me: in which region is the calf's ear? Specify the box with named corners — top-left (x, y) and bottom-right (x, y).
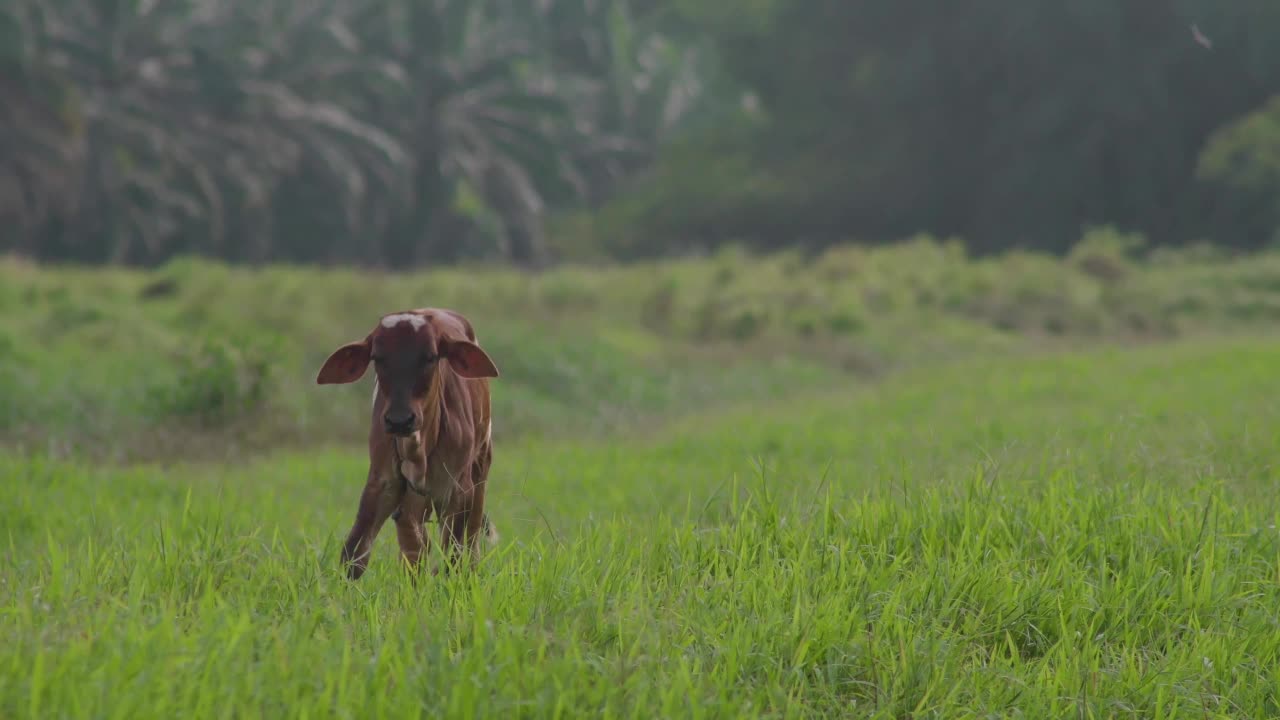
top-left (316, 341), bottom-right (372, 384)
top-left (440, 339), bottom-right (500, 379)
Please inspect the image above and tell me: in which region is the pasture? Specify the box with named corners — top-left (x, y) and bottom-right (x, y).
top-left (4, 242), bottom-right (1280, 717)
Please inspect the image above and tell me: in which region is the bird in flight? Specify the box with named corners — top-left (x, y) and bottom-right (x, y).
top-left (1191, 24), bottom-right (1213, 50)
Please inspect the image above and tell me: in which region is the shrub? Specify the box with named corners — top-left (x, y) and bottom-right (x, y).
top-left (725, 305), bottom-right (767, 341)
top-left (539, 273), bottom-right (599, 311)
top-left (1069, 225), bottom-right (1146, 284)
top-left (0, 329), bottom-right (27, 429)
top-left (145, 334), bottom-right (278, 426)
top-left (826, 308), bottom-right (866, 335)
top-left (639, 276), bottom-right (679, 333)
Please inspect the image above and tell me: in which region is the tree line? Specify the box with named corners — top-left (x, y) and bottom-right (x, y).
top-left (3, 1), bottom-right (1280, 267)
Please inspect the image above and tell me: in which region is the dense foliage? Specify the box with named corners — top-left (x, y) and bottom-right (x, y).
top-left (0, 0), bottom-right (707, 266)
top-left (6, 234), bottom-right (1280, 459)
top-left (3, 1), bottom-right (1280, 265)
top-left (599, 0), bottom-right (1280, 258)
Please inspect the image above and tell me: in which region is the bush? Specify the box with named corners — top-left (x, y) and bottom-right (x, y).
top-left (1068, 225), bottom-right (1146, 284)
top-left (145, 334), bottom-right (278, 426)
top-left (1197, 97), bottom-right (1280, 249)
top-left (639, 276), bottom-right (679, 333)
top-left (539, 273), bottom-right (600, 311)
top-left (826, 308), bottom-right (866, 335)
top-left (725, 306), bottom-right (767, 341)
top-left (0, 329), bottom-right (27, 429)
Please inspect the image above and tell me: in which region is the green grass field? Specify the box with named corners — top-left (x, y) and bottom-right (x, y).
top-left (4, 244), bottom-right (1280, 717)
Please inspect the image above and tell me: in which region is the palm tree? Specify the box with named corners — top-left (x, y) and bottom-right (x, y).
top-left (3, 0), bottom-right (712, 266)
top-left (0, 4), bottom-right (81, 254)
top-left (21, 0), bottom-right (410, 263)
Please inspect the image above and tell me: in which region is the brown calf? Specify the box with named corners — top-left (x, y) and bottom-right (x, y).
top-left (316, 308), bottom-right (500, 579)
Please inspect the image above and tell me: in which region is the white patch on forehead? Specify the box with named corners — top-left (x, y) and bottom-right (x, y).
top-left (371, 378), bottom-right (379, 408)
top-left (380, 312), bottom-right (427, 330)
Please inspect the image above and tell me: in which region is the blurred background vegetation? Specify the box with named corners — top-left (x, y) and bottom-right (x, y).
top-left (5, 1), bottom-right (1280, 460)
top-left (4, 1), bottom-right (1279, 267)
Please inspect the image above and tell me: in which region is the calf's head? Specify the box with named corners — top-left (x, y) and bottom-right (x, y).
top-left (316, 311), bottom-right (499, 437)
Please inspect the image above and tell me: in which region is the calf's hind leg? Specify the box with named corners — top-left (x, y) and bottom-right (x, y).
top-left (394, 491), bottom-right (432, 574)
top-left (465, 450), bottom-right (496, 559)
top-left (441, 455), bottom-right (494, 567)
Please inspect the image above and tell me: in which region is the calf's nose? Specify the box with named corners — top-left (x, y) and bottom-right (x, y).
top-left (384, 410), bottom-right (417, 436)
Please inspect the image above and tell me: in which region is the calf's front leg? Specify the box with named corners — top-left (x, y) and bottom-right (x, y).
top-left (341, 468), bottom-right (401, 580)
